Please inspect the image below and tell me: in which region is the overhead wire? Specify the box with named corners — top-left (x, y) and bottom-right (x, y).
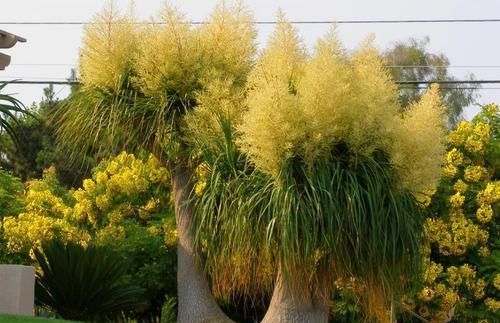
top-left (8, 63), bottom-right (500, 69)
top-left (2, 18), bottom-right (500, 25)
top-left (2, 80), bottom-right (500, 88)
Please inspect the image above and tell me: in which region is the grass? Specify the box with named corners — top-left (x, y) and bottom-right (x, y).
top-left (0, 314), bottom-right (74, 323)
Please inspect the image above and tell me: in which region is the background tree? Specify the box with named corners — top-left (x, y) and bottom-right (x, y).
top-left (384, 37), bottom-right (477, 127)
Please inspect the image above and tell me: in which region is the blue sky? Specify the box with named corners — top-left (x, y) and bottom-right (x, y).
top-left (1, 0), bottom-right (499, 119)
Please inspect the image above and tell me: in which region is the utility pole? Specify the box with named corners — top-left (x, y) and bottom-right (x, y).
top-left (0, 30), bottom-right (26, 70)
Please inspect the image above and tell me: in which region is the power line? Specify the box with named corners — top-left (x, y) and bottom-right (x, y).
top-left (2, 80), bottom-right (500, 86)
top-left (386, 65), bottom-right (500, 69)
top-left (0, 80), bottom-right (79, 85)
top-left (404, 87), bottom-right (500, 90)
top-left (1, 18), bottom-right (500, 26)
top-left (10, 63), bottom-right (82, 67)
top-left (8, 63), bottom-right (500, 69)
top-left (397, 80), bottom-right (500, 85)
top-left (0, 75), bottom-right (68, 80)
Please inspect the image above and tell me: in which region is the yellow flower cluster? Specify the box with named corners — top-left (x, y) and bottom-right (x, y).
top-left (79, 3), bottom-right (138, 90)
top-left (238, 20), bottom-right (446, 198)
top-left (413, 262), bottom-right (491, 320)
top-left (474, 278), bottom-right (487, 300)
top-left (449, 192), bottom-right (465, 208)
top-left (484, 298), bottom-right (500, 312)
top-left (442, 164), bottom-right (458, 178)
top-left (453, 179), bottom-right (468, 193)
top-left (418, 287), bottom-right (435, 302)
top-left (198, 2), bottom-right (257, 86)
top-left (422, 260), bottom-right (443, 284)
top-left (476, 204), bottom-right (493, 223)
top-left (192, 162), bottom-right (209, 196)
top-left (464, 165), bottom-right (488, 183)
top-left (484, 103), bottom-right (498, 115)
top-left (476, 182), bottom-right (500, 205)
top-left (71, 152), bottom-right (169, 226)
top-left (133, 3), bottom-right (256, 104)
top-left (494, 274), bottom-right (500, 290)
top-left (3, 213), bottom-right (84, 254)
top-left (446, 148), bottom-right (464, 166)
top-left (425, 216), bottom-right (485, 256)
top-left (414, 281), bottom-right (458, 320)
top-left (448, 120), bottom-right (490, 155)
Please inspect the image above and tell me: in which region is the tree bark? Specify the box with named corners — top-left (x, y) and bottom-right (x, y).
top-left (171, 162), bottom-right (233, 323)
top-left (261, 267), bottom-right (330, 323)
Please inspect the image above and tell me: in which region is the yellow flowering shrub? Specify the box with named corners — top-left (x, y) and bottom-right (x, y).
top-left (2, 152), bottom-right (177, 317)
top-left (3, 153), bottom-right (175, 255)
top-left (3, 168), bottom-right (86, 255)
top-left (409, 104), bottom-right (499, 322)
top-left (71, 152), bottom-right (170, 228)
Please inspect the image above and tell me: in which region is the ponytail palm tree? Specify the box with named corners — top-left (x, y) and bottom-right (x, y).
top-left (188, 20), bottom-right (447, 322)
top-left (54, 2), bottom-right (256, 322)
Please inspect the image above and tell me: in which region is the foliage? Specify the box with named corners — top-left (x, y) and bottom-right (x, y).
top-left (0, 82), bottom-right (30, 145)
top-left (0, 169), bottom-right (25, 264)
top-left (160, 296), bottom-right (177, 323)
top-left (34, 239), bottom-right (147, 321)
top-left (384, 37), bottom-right (477, 127)
top-left (0, 169), bottom-right (24, 222)
top-left (404, 103), bottom-right (499, 322)
top-left (0, 85), bottom-right (93, 186)
top-left (2, 152), bottom-right (177, 320)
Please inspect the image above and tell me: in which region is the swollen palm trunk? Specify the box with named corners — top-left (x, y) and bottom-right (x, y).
top-left (262, 267), bottom-right (330, 323)
top-left (171, 163), bottom-right (233, 323)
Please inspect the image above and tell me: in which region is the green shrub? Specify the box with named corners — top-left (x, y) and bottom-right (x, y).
top-left (34, 240), bottom-right (147, 321)
top-left (0, 169), bottom-right (25, 264)
top-left (160, 296), bottom-right (177, 323)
